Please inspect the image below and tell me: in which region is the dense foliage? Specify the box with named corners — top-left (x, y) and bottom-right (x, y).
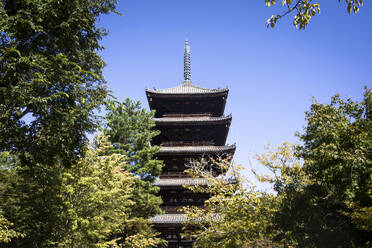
top-left (0, 0), bottom-right (114, 167)
top-left (0, 137), bottom-right (164, 248)
top-left (104, 98), bottom-right (163, 181)
top-left (103, 98), bottom-right (164, 233)
top-left (182, 157), bottom-right (281, 248)
top-left (286, 88), bottom-right (372, 247)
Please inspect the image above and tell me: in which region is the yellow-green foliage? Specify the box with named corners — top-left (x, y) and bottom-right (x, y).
top-left (55, 136), bottom-right (165, 248)
top-left (0, 210), bottom-right (23, 243)
top-left (182, 157), bottom-right (283, 248)
top-left (55, 136), bottom-right (135, 247)
top-left (0, 136), bottom-right (165, 248)
top-left (254, 142), bottom-right (308, 195)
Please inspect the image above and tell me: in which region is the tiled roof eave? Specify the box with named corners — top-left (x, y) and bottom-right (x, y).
top-left (149, 213), bottom-right (221, 224)
top-left (146, 91), bottom-right (228, 100)
top-left (149, 214), bottom-right (186, 224)
top-left (146, 89), bottom-right (228, 95)
top-left (157, 144), bottom-right (236, 156)
top-left (145, 82), bottom-right (229, 96)
top-left (153, 177), bottom-right (208, 187)
top-left (154, 114), bottom-right (232, 125)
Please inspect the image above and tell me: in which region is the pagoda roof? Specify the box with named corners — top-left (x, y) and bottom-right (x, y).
top-left (154, 114), bottom-right (232, 125)
top-left (146, 81), bottom-right (228, 95)
top-left (149, 213), bottom-right (221, 224)
top-left (153, 177), bottom-right (208, 187)
top-left (149, 214), bottom-right (186, 224)
top-left (158, 144), bottom-right (236, 155)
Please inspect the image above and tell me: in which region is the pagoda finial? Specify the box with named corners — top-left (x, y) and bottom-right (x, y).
top-left (184, 40), bottom-right (191, 82)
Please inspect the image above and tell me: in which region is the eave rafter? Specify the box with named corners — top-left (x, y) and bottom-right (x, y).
top-left (157, 144), bottom-right (236, 156)
top-left (154, 114), bottom-right (232, 126)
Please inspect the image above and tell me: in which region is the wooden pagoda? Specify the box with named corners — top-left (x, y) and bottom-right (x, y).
top-left (147, 40), bottom-right (235, 248)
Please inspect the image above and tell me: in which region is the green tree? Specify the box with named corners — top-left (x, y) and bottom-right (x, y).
top-left (0, 0), bottom-right (115, 167)
top-left (0, 0), bottom-right (126, 247)
top-left (103, 98), bottom-right (164, 242)
top-left (182, 157), bottom-right (282, 248)
top-left (258, 90), bottom-right (371, 248)
top-left (294, 88), bottom-right (371, 247)
top-left (45, 136), bottom-right (135, 247)
top-left (255, 142), bottom-right (312, 248)
top-left (104, 98), bottom-right (163, 181)
top-left (265, 0), bottom-right (363, 29)
top-left (56, 136), bottom-right (164, 248)
top-left (0, 136), bottom-right (165, 248)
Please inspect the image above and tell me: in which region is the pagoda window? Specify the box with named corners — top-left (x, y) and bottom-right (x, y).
top-left (166, 233), bottom-right (178, 240)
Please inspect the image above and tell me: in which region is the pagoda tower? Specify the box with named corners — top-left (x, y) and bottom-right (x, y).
top-left (146, 41), bottom-right (235, 248)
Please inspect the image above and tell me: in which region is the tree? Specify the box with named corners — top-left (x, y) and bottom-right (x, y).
top-left (265, 0), bottom-right (363, 29)
top-left (45, 136), bottom-right (136, 247)
top-left (255, 142), bottom-right (316, 248)
top-left (0, 136), bottom-right (165, 248)
top-left (258, 89), bottom-right (372, 248)
top-left (293, 88), bottom-right (372, 247)
top-left (103, 98), bottom-right (164, 243)
top-left (0, 0), bottom-right (147, 246)
top-left (104, 98), bottom-right (163, 181)
top-left (182, 157), bottom-right (282, 248)
top-left (0, 0), bottom-right (115, 167)
top-left (56, 136), bottom-right (164, 248)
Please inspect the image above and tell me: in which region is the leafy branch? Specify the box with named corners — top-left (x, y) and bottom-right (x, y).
top-left (265, 0), bottom-right (363, 29)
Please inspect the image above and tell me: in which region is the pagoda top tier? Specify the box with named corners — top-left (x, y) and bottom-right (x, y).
top-left (146, 81), bottom-right (228, 96)
top-left (146, 40), bottom-right (228, 117)
top-left (146, 83), bottom-right (228, 117)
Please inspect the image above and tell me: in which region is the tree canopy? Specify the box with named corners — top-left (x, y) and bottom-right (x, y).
top-left (182, 157), bottom-right (282, 248)
top-left (0, 0), bottom-right (116, 167)
top-left (0, 136), bottom-right (165, 247)
top-left (103, 98), bottom-right (164, 219)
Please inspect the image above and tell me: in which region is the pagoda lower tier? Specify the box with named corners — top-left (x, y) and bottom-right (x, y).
top-left (150, 146), bottom-right (235, 247)
top-left (154, 178), bottom-right (210, 212)
top-left (157, 145), bottom-right (236, 177)
top-left (152, 114), bottom-right (232, 146)
top-left (149, 178), bottom-right (208, 248)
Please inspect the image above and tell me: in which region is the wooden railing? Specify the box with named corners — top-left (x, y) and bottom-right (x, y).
top-left (161, 141), bottom-right (214, 146)
top-left (162, 113), bottom-right (211, 118)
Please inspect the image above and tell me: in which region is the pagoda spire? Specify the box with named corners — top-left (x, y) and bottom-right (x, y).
top-left (183, 40), bottom-right (191, 83)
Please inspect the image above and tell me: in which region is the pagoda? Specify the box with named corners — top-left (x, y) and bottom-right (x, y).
top-left (147, 41), bottom-right (235, 248)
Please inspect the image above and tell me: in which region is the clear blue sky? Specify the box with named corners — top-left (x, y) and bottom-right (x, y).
top-left (98, 0), bottom-right (371, 182)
